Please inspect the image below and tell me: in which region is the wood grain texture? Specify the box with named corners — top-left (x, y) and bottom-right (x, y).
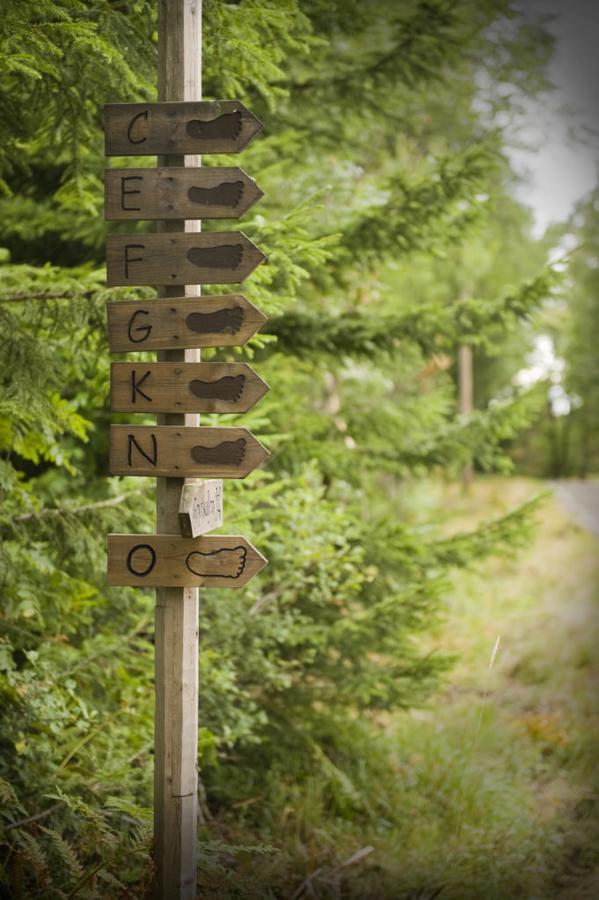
top-left (104, 100), bottom-right (263, 156)
top-left (106, 231), bottom-right (265, 286)
top-left (110, 425), bottom-right (269, 478)
top-left (105, 167), bottom-right (262, 220)
top-left (110, 361), bottom-right (268, 414)
top-left (111, 361), bottom-right (269, 414)
top-left (106, 294), bottom-right (266, 352)
top-left (178, 479), bottom-right (223, 537)
top-left (107, 533), bottom-right (267, 587)
top-left (152, 3), bottom-right (202, 898)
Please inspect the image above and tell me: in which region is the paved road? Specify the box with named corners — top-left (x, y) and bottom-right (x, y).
top-left (552, 479), bottom-right (599, 538)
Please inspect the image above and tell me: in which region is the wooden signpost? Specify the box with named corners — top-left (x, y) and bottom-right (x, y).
top-left (104, 100), bottom-right (262, 156)
top-left (105, 167), bottom-right (263, 220)
top-left (106, 293), bottom-right (267, 352)
top-left (109, 425), bottom-right (269, 478)
top-left (103, 1), bottom-right (269, 894)
top-left (110, 361), bottom-right (269, 413)
top-left (106, 231), bottom-right (265, 286)
top-left (107, 533), bottom-right (266, 588)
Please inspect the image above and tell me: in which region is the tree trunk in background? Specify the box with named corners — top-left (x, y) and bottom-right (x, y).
top-left (458, 344), bottom-right (473, 490)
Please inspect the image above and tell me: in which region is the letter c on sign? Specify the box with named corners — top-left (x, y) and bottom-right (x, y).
top-left (127, 109), bottom-right (148, 145)
top-left (126, 543), bottom-right (157, 577)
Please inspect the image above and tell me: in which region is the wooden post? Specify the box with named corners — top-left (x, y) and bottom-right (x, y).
top-left (155, 1), bottom-right (201, 896)
top-left (458, 343), bottom-right (473, 489)
top-left (103, 9), bottom-right (266, 892)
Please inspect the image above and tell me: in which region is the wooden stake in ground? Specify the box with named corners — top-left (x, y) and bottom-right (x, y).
top-left (155, 1), bottom-right (201, 896)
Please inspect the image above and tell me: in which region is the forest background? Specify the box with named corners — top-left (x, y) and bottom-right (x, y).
top-left (0, 1), bottom-right (598, 897)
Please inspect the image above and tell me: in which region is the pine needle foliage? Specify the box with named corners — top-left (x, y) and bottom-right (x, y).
top-left (264, 265), bottom-right (561, 359)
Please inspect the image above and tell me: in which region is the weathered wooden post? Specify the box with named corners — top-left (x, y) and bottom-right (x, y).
top-left (154, 3), bottom-right (202, 894)
top-left (103, 1), bottom-right (268, 894)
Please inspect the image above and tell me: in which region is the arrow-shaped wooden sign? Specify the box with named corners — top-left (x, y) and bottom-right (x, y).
top-left (107, 533), bottom-right (266, 587)
top-left (110, 362), bottom-right (269, 414)
top-left (105, 167), bottom-right (263, 220)
top-left (106, 232), bottom-right (265, 286)
top-left (110, 425), bottom-right (269, 478)
top-left (106, 294), bottom-right (267, 353)
top-left (104, 100), bottom-right (263, 156)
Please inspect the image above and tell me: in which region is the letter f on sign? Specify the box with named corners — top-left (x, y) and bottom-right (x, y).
top-left (124, 244), bottom-right (145, 279)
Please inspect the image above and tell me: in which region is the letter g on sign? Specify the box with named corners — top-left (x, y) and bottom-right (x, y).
top-left (128, 308), bottom-right (152, 343)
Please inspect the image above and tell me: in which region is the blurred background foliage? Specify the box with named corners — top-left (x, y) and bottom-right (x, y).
top-left (0, 0), bottom-right (597, 896)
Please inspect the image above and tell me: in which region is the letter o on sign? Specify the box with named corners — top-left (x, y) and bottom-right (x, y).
top-left (126, 543), bottom-right (157, 577)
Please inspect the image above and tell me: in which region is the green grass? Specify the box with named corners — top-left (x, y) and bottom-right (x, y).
top-left (205, 477), bottom-right (599, 898)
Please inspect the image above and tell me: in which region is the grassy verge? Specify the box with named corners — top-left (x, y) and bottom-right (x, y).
top-left (204, 477), bottom-right (599, 898)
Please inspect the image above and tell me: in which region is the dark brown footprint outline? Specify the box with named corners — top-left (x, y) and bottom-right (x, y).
top-left (187, 244), bottom-right (243, 270)
top-left (186, 112), bottom-right (242, 142)
top-left (188, 182), bottom-right (244, 208)
top-left (191, 438), bottom-right (246, 467)
top-left (185, 546), bottom-right (247, 579)
top-left (186, 307), bottom-right (244, 336)
top-left (189, 375), bottom-right (245, 402)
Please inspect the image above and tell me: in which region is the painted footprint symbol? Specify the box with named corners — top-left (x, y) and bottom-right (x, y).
top-left (185, 306), bottom-right (244, 336)
top-left (186, 111), bottom-right (242, 143)
top-left (190, 438), bottom-right (246, 467)
top-left (188, 181), bottom-right (244, 208)
top-left (185, 546), bottom-right (247, 579)
top-left (187, 244), bottom-right (243, 270)
top-left (189, 374), bottom-right (245, 402)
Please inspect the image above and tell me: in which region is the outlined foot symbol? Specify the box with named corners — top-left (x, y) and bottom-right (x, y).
top-left (185, 306), bottom-right (244, 336)
top-left (189, 375), bottom-right (245, 402)
top-left (188, 181), bottom-right (244, 208)
top-left (186, 112), bottom-right (242, 142)
top-left (187, 244), bottom-right (243, 270)
top-left (191, 438), bottom-right (246, 467)
top-left (185, 546), bottom-right (247, 579)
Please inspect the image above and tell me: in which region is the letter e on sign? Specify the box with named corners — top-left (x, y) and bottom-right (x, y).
top-left (121, 176), bottom-right (142, 211)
